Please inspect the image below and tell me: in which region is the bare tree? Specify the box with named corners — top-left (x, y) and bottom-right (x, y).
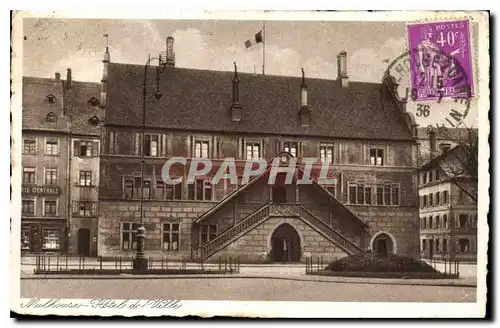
top-left (418, 124), bottom-right (478, 204)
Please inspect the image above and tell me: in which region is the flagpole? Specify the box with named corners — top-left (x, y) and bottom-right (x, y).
top-left (262, 20), bottom-right (266, 76)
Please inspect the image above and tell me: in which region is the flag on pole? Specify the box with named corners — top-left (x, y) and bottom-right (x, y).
top-left (244, 30), bottom-right (263, 48)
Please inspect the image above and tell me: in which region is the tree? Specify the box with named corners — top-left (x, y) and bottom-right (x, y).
top-left (418, 124), bottom-right (478, 204)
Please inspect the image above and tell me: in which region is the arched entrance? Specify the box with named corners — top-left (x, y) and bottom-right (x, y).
top-left (372, 233), bottom-right (394, 257)
top-left (270, 223), bottom-right (301, 262)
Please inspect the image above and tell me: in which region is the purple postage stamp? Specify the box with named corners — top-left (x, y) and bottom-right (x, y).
top-left (407, 19), bottom-right (474, 101)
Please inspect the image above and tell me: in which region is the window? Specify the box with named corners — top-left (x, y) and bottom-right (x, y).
top-left (435, 239), bottom-right (440, 252)
top-left (162, 223), bottom-right (180, 251)
top-left (21, 230), bottom-right (30, 250)
top-left (376, 186), bottom-right (383, 205)
top-left (44, 168), bottom-right (57, 185)
top-left (23, 139), bottom-right (36, 154)
top-left (429, 170), bottom-right (433, 182)
top-left (443, 239), bottom-right (448, 253)
top-left (320, 144), bottom-right (334, 164)
top-left (23, 167), bottom-right (36, 184)
top-left (435, 215), bottom-right (440, 228)
top-left (458, 239), bottom-right (470, 253)
top-left (109, 131), bottom-right (115, 154)
top-left (422, 195), bottom-right (427, 207)
top-left (429, 193), bottom-right (433, 206)
top-left (121, 223), bottom-right (139, 250)
top-left (443, 214), bottom-right (448, 228)
top-left (422, 239), bottom-right (427, 251)
top-left (435, 169), bottom-right (440, 181)
top-left (422, 172), bottom-right (427, 184)
top-left (200, 224), bottom-right (217, 244)
top-left (458, 214), bottom-right (469, 228)
top-left (188, 179), bottom-right (213, 201)
top-left (154, 180), bottom-right (182, 200)
top-left (458, 190), bottom-right (465, 204)
top-left (45, 140), bottom-right (59, 155)
top-left (429, 216), bottom-right (433, 229)
top-left (348, 182), bottom-right (399, 206)
top-left (144, 134), bottom-right (159, 157)
top-left (44, 200), bottom-right (57, 216)
top-left (435, 192), bottom-right (440, 205)
top-left (79, 171), bottom-right (92, 186)
top-left (22, 199), bottom-right (35, 215)
top-left (369, 148), bottom-right (384, 166)
top-left (42, 230), bottom-right (60, 250)
top-left (422, 217), bottom-right (427, 229)
top-left (323, 185), bottom-right (336, 197)
top-left (123, 177), bottom-right (152, 199)
top-left (80, 141), bottom-right (92, 157)
top-left (443, 190), bottom-right (449, 203)
top-left (47, 94), bottom-right (56, 104)
top-left (245, 142), bottom-right (261, 160)
top-left (284, 141), bottom-right (298, 157)
top-left (471, 214), bottom-right (477, 228)
top-left (46, 112), bottom-right (57, 122)
top-left (73, 201), bottom-right (97, 217)
top-left (194, 140), bottom-right (209, 158)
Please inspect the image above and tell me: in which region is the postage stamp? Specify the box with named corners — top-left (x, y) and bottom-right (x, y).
top-left (9, 10), bottom-right (489, 319)
top-left (407, 19), bottom-right (474, 101)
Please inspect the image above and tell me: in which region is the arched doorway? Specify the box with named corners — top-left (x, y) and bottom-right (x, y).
top-left (270, 223), bottom-right (301, 262)
top-left (77, 228), bottom-right (91, 256)
top-left (372, 233), bottom-right (394, 257)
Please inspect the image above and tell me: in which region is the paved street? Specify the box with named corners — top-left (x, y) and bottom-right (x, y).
top-left (21, 277), bottom-right (476, 302)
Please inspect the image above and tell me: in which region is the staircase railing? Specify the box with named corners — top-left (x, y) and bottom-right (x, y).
top-left (297, 205), bottom-right (363, 255)
top-left (199, 204), bottom-right (270, 260)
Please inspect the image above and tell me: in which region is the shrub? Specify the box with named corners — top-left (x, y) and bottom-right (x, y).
top-left (324, 253), bottom-right (439, 273)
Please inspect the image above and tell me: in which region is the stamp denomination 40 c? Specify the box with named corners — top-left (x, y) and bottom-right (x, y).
top-left (407, 19), bottom-right (474, 101)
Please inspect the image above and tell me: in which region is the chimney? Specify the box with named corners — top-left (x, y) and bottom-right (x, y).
top-left (165, 36), bottom-right (175, 68)
top-left (337, 51), bottom-right (349, 88)
top-left (429, 129), bottom-right (437, 158)
top-left (300, 68), bottom-right (308, 108)
top-left (100, 44), bottom-right (110, 108)
top-left (231, 62), bottom-right (242, 122)
top-left (299, 68), bottom-right (311, 127)
top-left (66, 68), bottom-right (72, 89)
top-left (55, 72), bottom-right (61, 81)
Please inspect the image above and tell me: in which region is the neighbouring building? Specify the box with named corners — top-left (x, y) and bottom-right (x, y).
top-left (416, 126), bottom-right (472, 166)
top-left (417, 129), bottom-right (478, 263)
top-left (21, 70), bottom-right (102, 255)
top-left (98, 37), bottom-right (421, 263)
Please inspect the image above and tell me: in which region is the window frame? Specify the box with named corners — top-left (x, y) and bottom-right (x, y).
top-left (319, 144), bottom-right (334, 164)
top-left (23, 139), bottom-right (36, 154)
top-left (283, 141), bottom-right (299, 158)
top-left (44, 168), bottom-right (58, 185)
top-left (43, 198), bottom-right (58, 216)
top-left (45, 139), bottom-right (59, 156)
top-left (162, 222), bottom-right (180, 251)
top-left (79, 170), bottom-right (93, 187)
top-left (369, 147), bottom-right (384, 166)
top-left (187, 178), bottom-right (213, 201)
top-left (245, 140), bottom-right (262, 160)
top-left (22, 167), bottom-right (36, 184)
top-left (22, 198), bottom-right (35, 216)
top-left (194, 140), bottom-right (210, 158)
top-left (199, 224), bottom-right (218, 245)
top-left (347, 181), bottom-right (400, 206)
top-left (41, 228), bottom-right (61, 251)
top-left (121, 222), bottom-right (139, 251)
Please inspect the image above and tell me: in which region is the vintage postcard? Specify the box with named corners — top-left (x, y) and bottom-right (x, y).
top-left (10, 10), bottom-right (489, 318)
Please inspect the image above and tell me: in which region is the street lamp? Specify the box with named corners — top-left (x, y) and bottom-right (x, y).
top-left (133, 56), bottom-right (167, 272)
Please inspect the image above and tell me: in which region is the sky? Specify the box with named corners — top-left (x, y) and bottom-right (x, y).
top-left (21, 18), bottom-right (477, 127)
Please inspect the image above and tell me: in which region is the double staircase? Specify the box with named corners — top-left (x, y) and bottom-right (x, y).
top-left (197, 203), bottom-right (363, 261)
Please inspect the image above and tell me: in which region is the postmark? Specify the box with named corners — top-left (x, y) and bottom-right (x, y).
top-left (383, 44), bottom-right (472, 129)
top-left (407, 19), bottom-right (474, 102)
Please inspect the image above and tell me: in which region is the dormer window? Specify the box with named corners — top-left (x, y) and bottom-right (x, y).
top-left (88, 115), bottom-right (100, 126)
top-left (46, 112), bottom-right (57, 122)
top-left (88, 97), bottom-right (100, 107)
top-left (46, 94), bottom-right (56, 104)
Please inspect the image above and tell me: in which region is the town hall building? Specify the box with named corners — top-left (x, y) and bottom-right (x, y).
top-left (98, 37), bottom-right (420, 263)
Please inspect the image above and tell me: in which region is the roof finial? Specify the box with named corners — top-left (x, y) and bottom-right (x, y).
top-left (234, 62), bottom-right (238, 78)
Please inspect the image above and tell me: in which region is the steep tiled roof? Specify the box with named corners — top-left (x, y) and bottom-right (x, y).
top-left (105, 63), bottom-right (414, 141)
top-left (22, 77), bottom-right (69, 132)
top-left (65, 81), bottom-right (103, 136)
top-left (22, 76), bottom-right (102, 136)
